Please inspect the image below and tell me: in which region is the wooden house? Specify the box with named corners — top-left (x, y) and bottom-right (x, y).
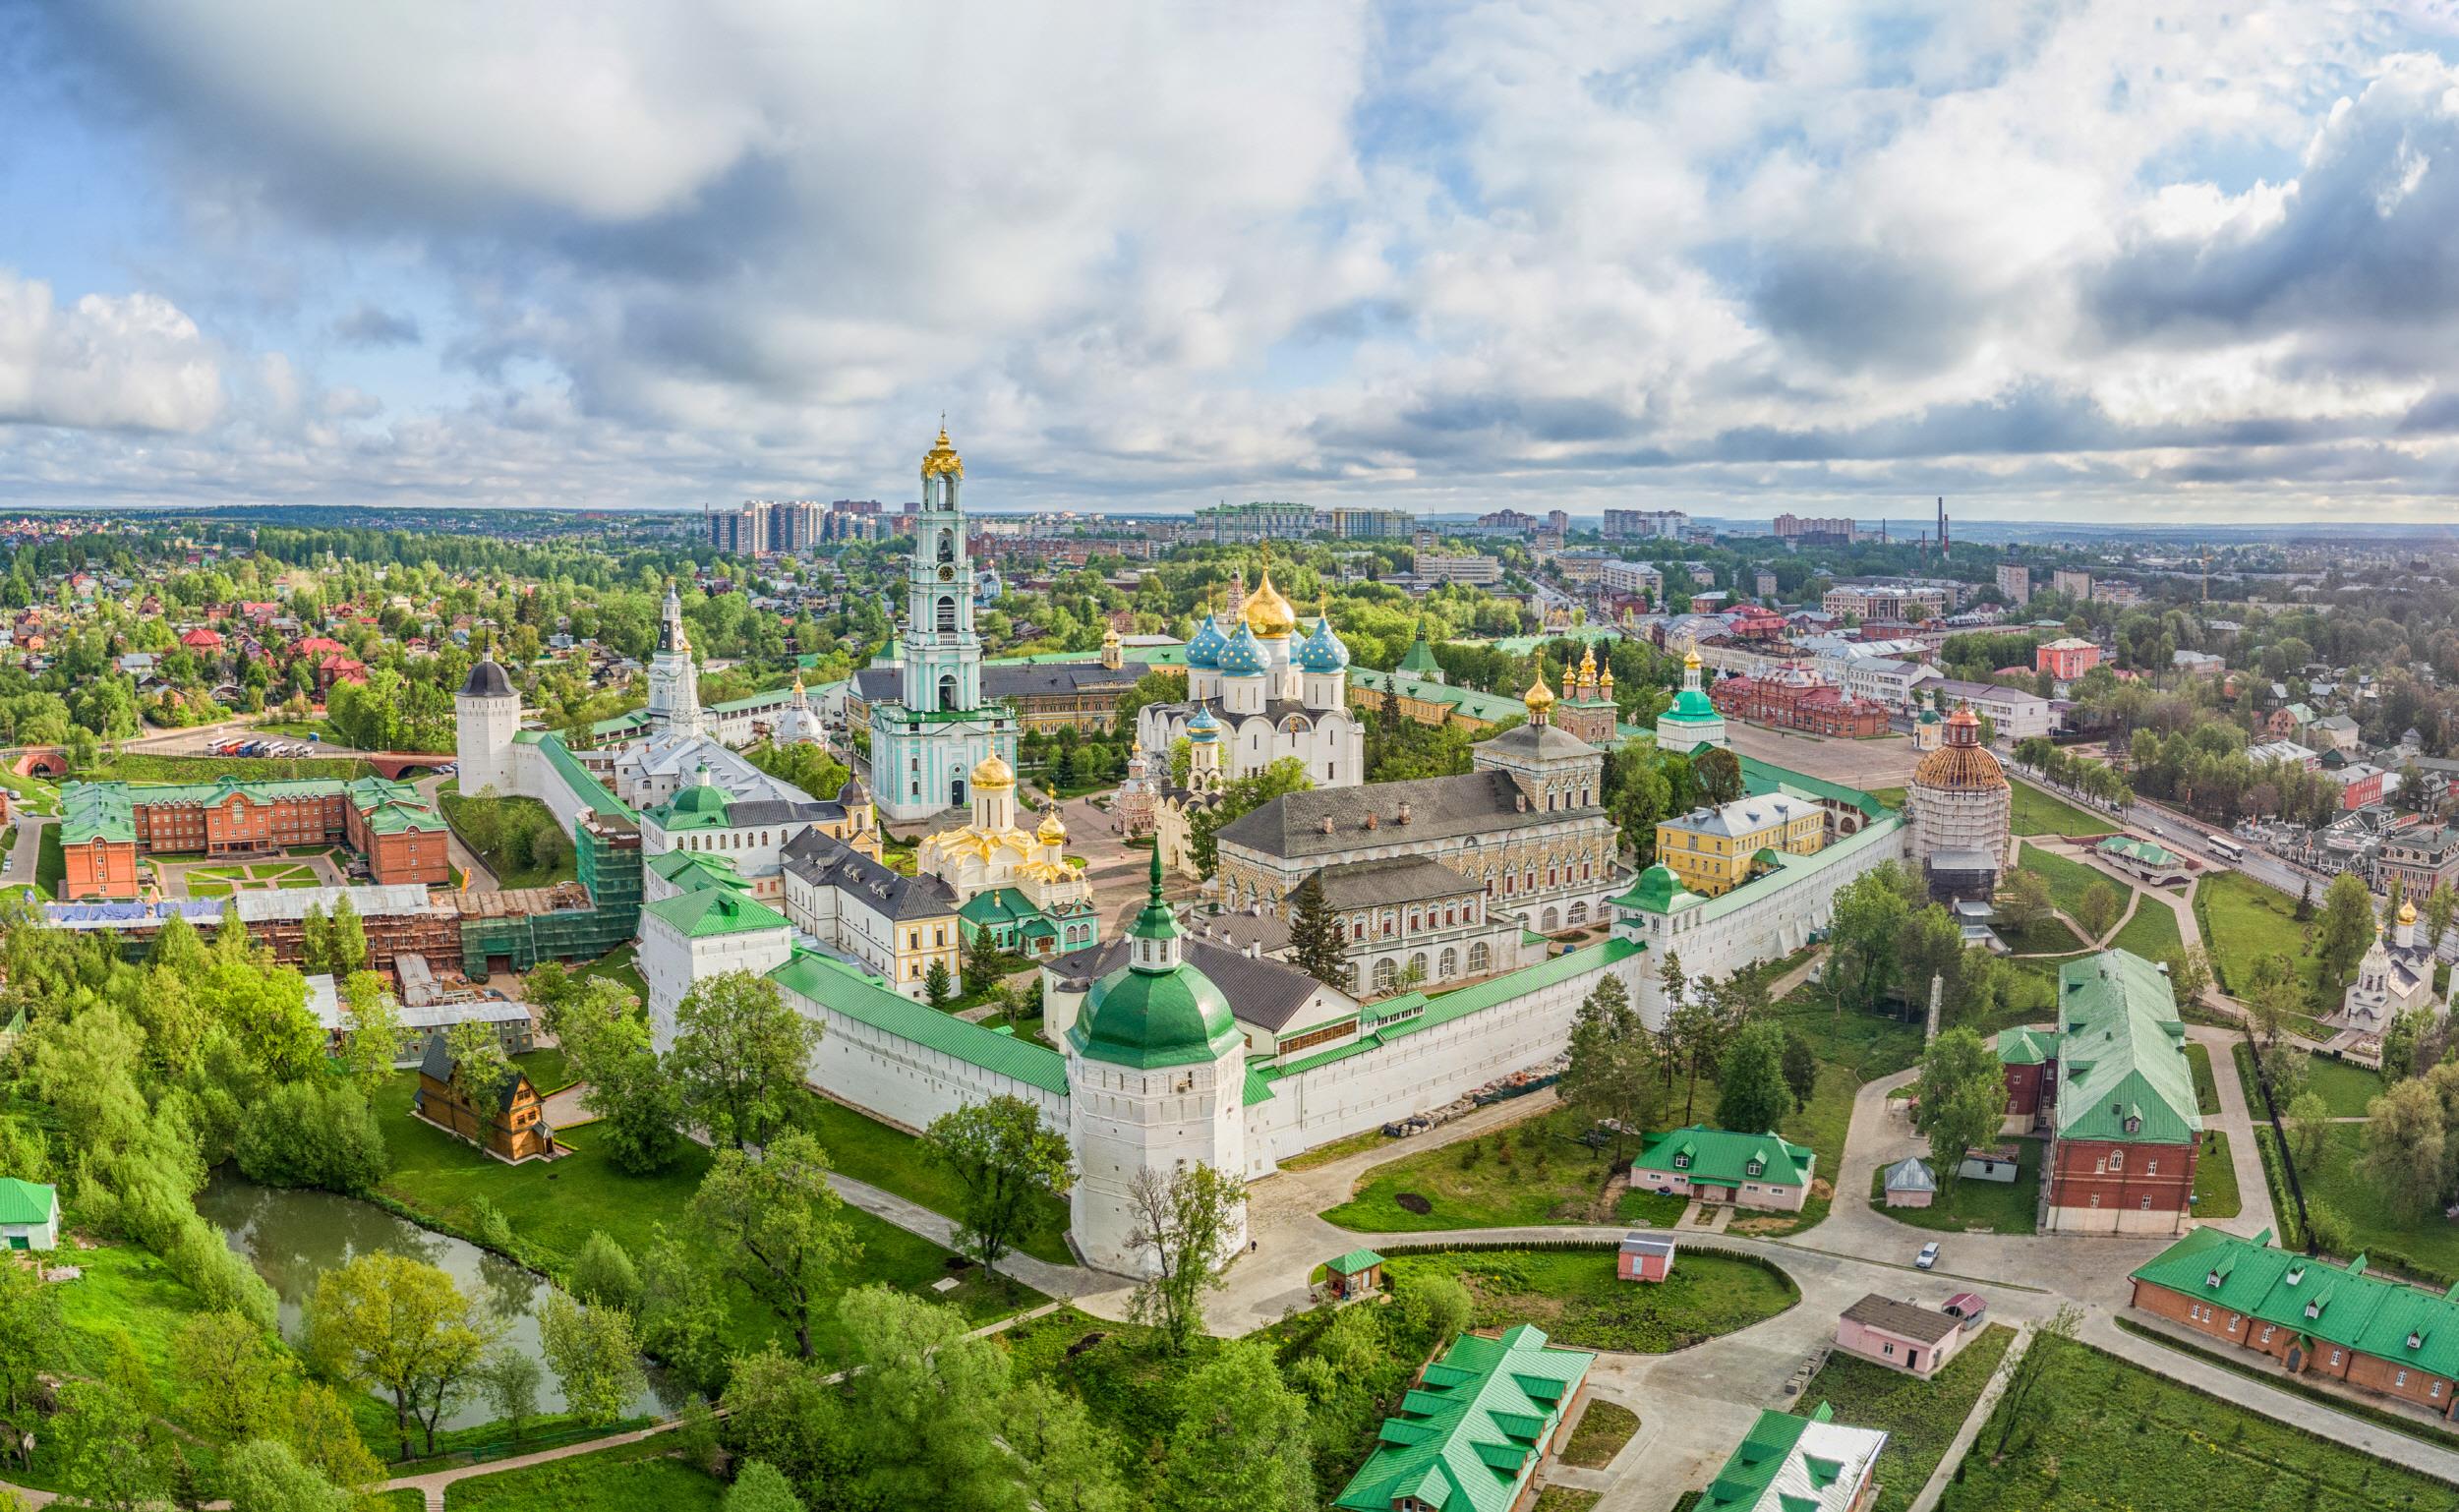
top-left (411, 1031), bottom-right (554, 1163)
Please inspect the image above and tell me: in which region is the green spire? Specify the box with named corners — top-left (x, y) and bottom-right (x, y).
top-left (1130, 846), bottom-right (1180, 955)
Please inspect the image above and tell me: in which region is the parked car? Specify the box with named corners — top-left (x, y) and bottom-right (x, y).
top-left (1915, 1242), bottom-right (1940, 1270)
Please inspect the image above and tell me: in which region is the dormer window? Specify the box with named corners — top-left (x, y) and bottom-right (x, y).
top-left (2205, 1269), bottom-right (2224, 1289)
top-left (2122, 1115), bottom-right (2142, 1134)
top-left (2285, 1264), bottom-right (2306, 1286)
top-left (1745, 1159), bottom-right (1764, 1177)
top-left (2412, 1330), bottom-right (2427, 1351)
top-left (1672, 1152), bottom-right (1691, 1170)
top-left (2306, 1299), bottom-right (2322, 1320)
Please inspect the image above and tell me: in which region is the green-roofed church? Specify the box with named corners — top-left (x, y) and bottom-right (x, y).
top-left (1066, 849), bottom-right (1249, 1273)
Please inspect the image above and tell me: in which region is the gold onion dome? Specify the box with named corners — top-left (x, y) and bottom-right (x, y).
top-left (1523, 672), bottom-right (1557, 712)
top-left (1683, 648), bottom-right (1702, 670)
top-left (970, 752), bottom-right (1015, 790)
top-left (922, 423), bottom-right (965, 479)
top-left (2400, 899), bottom-right (2420, 924)
top-left (1244, 568), bottom-right (1296, 638)
top-left (1037, 810), bottom-right (1069, 843)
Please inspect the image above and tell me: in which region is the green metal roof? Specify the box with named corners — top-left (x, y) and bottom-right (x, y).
top-left (539, 733), bottom-right (637, 822)
top-left (642, 888), bottom-right (789, 940)
top-left (1348, 667), bottom-right (1532, 725)
top-left (1702, 1403), bottom-right (1845, 1510)
top-left (648, 849), bottom-right (749, 894)
top-left (1327, 1248), bottom-right (1384, 1276)
top-left (1995, 1026), bottom-right (2055, 1067)
top-left (768, 949), bottom-right (1068, 1096)
top-left (1397, 625), bottom-right (1443, 676)
top-left (59, 783), bottom-right (134, 844)
top-left (1633, 1124), bottom-right (1815, 1189)
top-left (1070, 852), bottom-right (1241, 1070)
top-left (1332, 1323), bottom-right (1593, 1512)
top-left (2097, 835), bottom-right (2181, 867)
top-left (2052, 950), bottom-right (2197, 1143)
top-left (959, 887), bottom-right (1036, 926)
top-left (0, 1178), bottom-right (57, 1227)
top-left (1614, 863), bottom-right (1694, 915)
top-left (2133, 1228), bottom-right (2459, 1381)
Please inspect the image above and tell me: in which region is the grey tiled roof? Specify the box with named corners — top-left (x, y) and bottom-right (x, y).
top-left (1316, 855), bottom-right (1480, 909)
top-left (783, 830), bottom-right (959, 921)
top-left (1216, 772), bottom-right (1586, 860)
top-left (1476, 722), bottom-right (1601, 764)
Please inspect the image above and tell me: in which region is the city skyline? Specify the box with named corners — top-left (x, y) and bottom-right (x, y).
top-left (9, 5), bottom-right (2459, 522)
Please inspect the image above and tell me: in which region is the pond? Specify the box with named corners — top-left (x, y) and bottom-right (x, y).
top-left (196, 1171), bottom-right (682, 1429)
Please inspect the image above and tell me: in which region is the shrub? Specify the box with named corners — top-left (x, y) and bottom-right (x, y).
top-left (235, 1078), bottom-right (388, 1195)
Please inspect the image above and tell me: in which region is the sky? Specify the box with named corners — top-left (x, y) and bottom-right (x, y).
top-left (7, 3), bottom-right (2459, 522)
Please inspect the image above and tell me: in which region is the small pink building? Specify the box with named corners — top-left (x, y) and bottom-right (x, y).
top-left (1618, 1232), bottom-right (1675, 1283)
top-left (1834, 1293), bottom-right (1967, 1379)
top-left (1882, 1156), bottom-right (1937, 1208)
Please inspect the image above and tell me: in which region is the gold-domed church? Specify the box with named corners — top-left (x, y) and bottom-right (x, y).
top-left (1134, 552), bottom-right (1364, 792)
top-left (917, 751), bottom-right (1102, 959)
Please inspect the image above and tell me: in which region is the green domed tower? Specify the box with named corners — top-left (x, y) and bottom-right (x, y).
top-left (1067, 848), bottom-right (1249, 1274)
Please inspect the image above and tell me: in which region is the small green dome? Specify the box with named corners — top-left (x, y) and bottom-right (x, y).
top-left (1624, 863), bottom-right (1689, 913)
top-left (659, 764), bottom-right (732, 829)
top-left (1072, 963), bottom-right (1239, 1070)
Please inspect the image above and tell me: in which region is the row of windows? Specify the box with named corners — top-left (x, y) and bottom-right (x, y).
top-left (1367, 943), bottom-right (1493, 989)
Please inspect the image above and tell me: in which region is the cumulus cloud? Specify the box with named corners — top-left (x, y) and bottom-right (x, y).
top-left (14, 1), bottom-right (2459, 517)
top-left (0, 270), bottom-right (223, 432)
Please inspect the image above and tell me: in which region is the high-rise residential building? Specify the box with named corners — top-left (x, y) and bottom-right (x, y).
top-left (709, 502), bottom-right (768, 555)
top-left (1327, 506), bottom-right (1415, 540)
top-left (1773, 513), bottom-right (1860, 544)
top-left (1193, 501), bottom-right (1317, 543)
top-left (1603, 508), bottom-right (1687, 540)
top-left (2052, 568), bottom-right (2093, 601)
top-left (709, 499), bottom-right (841, 554)
top-left (1997, 563), bottom-right (2031, 606)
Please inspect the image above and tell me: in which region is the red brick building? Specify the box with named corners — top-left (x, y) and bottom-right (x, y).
top-left (2133, 1227), bottom-right (2459, 1419)
top-left (1996, 950), bottom-right (2201, 1236)
top-left (57, 776), bottom-right (451, 901)
top-left (1710, 672), bottom-right (1892, 737)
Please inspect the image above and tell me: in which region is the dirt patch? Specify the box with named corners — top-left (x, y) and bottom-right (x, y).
top-left (1396, 1192), bottom-right (1433, 1215)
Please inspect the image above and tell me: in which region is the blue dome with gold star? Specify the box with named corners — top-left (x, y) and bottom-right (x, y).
top-left (1186, 614), bottom-right (1228, 670)
top-left (1297, 614), bottom-right (1350, 671)
top-left (1218, 622), bottom-right (1267, 676)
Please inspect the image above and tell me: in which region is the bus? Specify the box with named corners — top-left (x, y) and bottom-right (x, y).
top-left (2205, 834), bottom-right (2244, 864)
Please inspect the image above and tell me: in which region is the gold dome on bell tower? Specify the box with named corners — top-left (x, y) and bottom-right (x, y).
top-left (921, 420), bottom-right (965, 480)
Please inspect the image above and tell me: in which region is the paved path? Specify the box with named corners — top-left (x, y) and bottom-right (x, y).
top-left (418, 772), bottom-right (500, 892)
top-left (2188, 1022), bottom-right (2277, 1238)
top-left (3, 814), bottom-right (43, 888)
top-left (1905, 1329), bottom-right (2029, 1512)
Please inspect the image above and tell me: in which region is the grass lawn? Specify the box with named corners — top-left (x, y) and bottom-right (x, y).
top-left (2186, 1042), bottom-right (2221, 1116)
top-left (2014, 843), bottom-right (2122, 933)
top-left (372, 1057), bottom-right (1042, 1365)
top-left (1559, 1399), bottom-right (1640, 1469)
top-left (1533, 1489), bottom-right (1601, 1512)
top-left (570, 942), bottom-right (648, 1004)
top-left (1868, 1140), bottom-right (2039, 1235)
top-left (797, 1093), bottom-right (1073, 1265)
top-left (437, 788), bottom-right (579, 891)
top-left (440, 1437), bottom-right (723, 1512)
top-left (1320, 1105), bottom-right (1631, 1231)
top-left (1797, 1322), bottom-right (2014, 1512)
top-left (101, 752), bottom-right (373, 783)
top-left (2305, 1055), bottom-right (2386, 1118)
top-left (2289, 1123), bottom-right (2459, 1284)
top-left (1380, 1248), bottom-right (1797, 1353)
top-left (1866, 786), bottom-right (1906, 809)
top-left (1994, 913), bottom-right (2085, 955)
top-left (1946, 1335), bottom-right (2452, 1510)
top-left (2193, 1130), bottom-right (2242, 1219)
top-left (2108, 892), bottom-right (2183, 960)
top-left (1277, 1126), bottom-right (1397, 1172)
top-left (35, 819), bottom-right (62, 897)
top-left (2009, 782), bottom-right (2108, 838)
top-left (2196, 869), bottom-right (2349, 1012)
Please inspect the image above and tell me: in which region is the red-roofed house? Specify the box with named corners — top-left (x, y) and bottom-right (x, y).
top-left (316, 653), bottom-right (370, 692)
top-left (179, 627), bottom-right (223, 652)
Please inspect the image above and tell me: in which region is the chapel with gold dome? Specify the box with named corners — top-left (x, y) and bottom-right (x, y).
top-left (915, 749), bottom-right (1101, 958)
top-left (1133, 548), bottom-right (1365, 805)
top-left (866, 422), bottom-right (1023, 823)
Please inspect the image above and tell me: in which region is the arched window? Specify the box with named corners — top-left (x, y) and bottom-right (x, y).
top-left (937, 596), bottom-right (958, 632)
top-left (1468, 942), bottom-right (1490, 973)
top-left (1438, 947), bottom-right (1457, 978)
top-left (1541, 905), bottom-right (1560, 932)
top-left (1408, 952), bottom-right (1428, 981)
top-left (938, 671), bottom-right (957, 710)
top-left (1373, 959), bottom-right (1397, 992)
top-left (938, 531), bottom-right (956, 563)
top-left (1568, 901), bottom-right (1588, 925)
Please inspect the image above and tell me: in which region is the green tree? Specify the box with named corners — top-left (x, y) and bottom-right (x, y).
top-left (2074, 879), bottom-right (2123, 944)
top-left (328, 895), bottom-right (368, 973)
top-left (337, 970), bottom-right (404, 1097)
top-left (1713, 1021), bottom-right (1791, 1134)
top-left (538, 1291), bottom-right (647, 1425)
top-left (304, 1251), bottom-right (491, 1460)
top-left (1126, 1163), bottom-right (1245, 1354)
top-left (2427, 882), bottom-right (2458, 952)
top-left (2316, 871), bottom-right (2376, 990)
top-left (568, 1230), bottom-right (644, 1312)
top-left (923, 1095), bottom-right (1075, 1287)
top-left (220, 1438), bottom-right (348, 1512)
top-left (55, 1379), bottom-right (168, 1512)
top-left (723, 1461), bottom-right (807, 1512)
top-left (1693, 746), bottom-right (1743, 806)
top-left (1159, 1341), bottom-right (1314, 1512)
top-left (170, 1309), bottom-right (291, 1446)
top-left (1913, 1026), bottom-right (2009, 1189)
top-left (2362, 1079), bottom-right (2448, 1220)
top-left (690, 1131), bottom-right (860, 1360)
top-left (299, 902), bottom-right (331, 973)
top-left (669, 969), bottom-right (824, 1149)
top-left (1994, 867), bottom-right (2053, 937)
top-left (923, 958), bottom-right (954, 1009)
top-left (962, 920), bottom-right (1005, 997)
top-left (2286, 1089), bottom-right (2331, 1169)
top-left (561, 981), bottom-right (684, 1174)
top-left (1286, 872), bottom-right (1354, 992)
top-left (1665, 994), bottom-right (1723, 1123)
top-left (833, 1288), bottom-right (1019, 1510)
top-left (1004, 1379), bottom-right (1128, 1512)
top-left (1780, 1030), bottom-right (1819, 1112)
top-left (1559, 972), bottom-right (1659, 1153)
top-left (637, 1227), bottom-right (732, 1397)
top-left (0, 1256), bottom-right (65, 1469)
top-left (1829, 867), bottom-right (1911, 1012)
top-left (476, 1345), bottom-right (542, 1444)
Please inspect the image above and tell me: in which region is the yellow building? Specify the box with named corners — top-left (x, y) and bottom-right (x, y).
top-left (1654, 793), bottom-right (1825, 897)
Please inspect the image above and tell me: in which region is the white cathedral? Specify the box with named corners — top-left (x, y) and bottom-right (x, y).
top-left (1132, 564), bottom-right (1364, 791)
